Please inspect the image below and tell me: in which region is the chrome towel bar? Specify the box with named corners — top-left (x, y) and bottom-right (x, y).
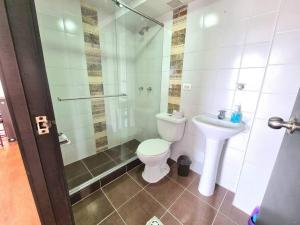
top-left (57, 93), bottom-right (127, 102)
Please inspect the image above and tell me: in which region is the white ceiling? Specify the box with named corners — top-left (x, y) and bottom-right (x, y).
top-left (87, 0), bottom-right (195, 33)
top-left (134, 0), bottom-right (195, 20)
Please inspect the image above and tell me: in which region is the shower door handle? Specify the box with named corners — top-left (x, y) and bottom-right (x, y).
top-left (58, 132), bottom-right (71, 145)
top-left (268, 117), bottom-right (300, 134)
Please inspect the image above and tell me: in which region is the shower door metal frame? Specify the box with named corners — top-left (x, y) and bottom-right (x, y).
top-left (0, 0), bottom-right (74, 225)
top-left (112, 0), bottom-right (164, 26)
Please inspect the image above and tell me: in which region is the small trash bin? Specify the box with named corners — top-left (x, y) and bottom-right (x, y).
top-left (177, 155), bottom-right (192, 177)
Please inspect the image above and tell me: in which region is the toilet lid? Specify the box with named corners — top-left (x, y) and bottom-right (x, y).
top-left (137, 139), bottom-right (171, 156)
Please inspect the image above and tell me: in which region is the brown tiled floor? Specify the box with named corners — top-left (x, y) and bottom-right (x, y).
top-left (64, 139), bottom-right (139, 190)
top-left (64, 160), bottom-right (93, 189)
top-left (82, 152), bottom-right (117, 176)
top-left (102, 174), bottom-right (142, 208)
top-left (72, 163), bottom-right (249, 225)
top-left (188, 177), bottom-right (227, 209)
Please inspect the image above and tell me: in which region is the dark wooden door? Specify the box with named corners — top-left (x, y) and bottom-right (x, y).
top-left (0, 0), bottom-right (74, 224)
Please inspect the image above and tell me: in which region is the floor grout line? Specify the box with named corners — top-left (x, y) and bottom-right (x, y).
top-left (80, 160), bottom-right (94, 177)
top-left (218, 191), bottom-right (228, 211)
top-left (158, 174), bottom-right (199, 225)
top-left (101, 189), bottom-right (129, 225)
top-left (113, 172), bottom-right (148, 210)
top-left (181, 175), bottom-right (229, 212)
top-left (74, 162), bottom-right (244, 225)
top-left (218, 211), bottom-right (239, 225)
top-left (211, 190), bottom-right (228, 225)
top-left (100, 171), bottom-right (150, 224)
top-left (165, 173), bottom-right (234, 225)
top-left (96, 209), bottom-right (116, 225)
top-left (116, 188), bottom-right (144, 211)
top-left (143, 185), bottom-right (184, 225)
top-left (65, 140), bottom-right (139, 191)
top-left (184, 188), bottom-right (219, 211)
top-left (127, 168), bottom-right (184, 224)
top-left (101, 172), bottom-right (128, 188)
top-left (72, 169), bottom-right (133, 206)
top-left (126, 171), bottom-right (148, 189)
top-left (215, 191), bottom-right (240, 225)
top-left (71, 187), bottom-right (102, 206)
top-left (103, 151), bottom-right (119, 164)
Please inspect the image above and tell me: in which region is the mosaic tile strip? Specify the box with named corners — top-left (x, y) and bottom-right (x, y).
top-left (168, 5), bottom-right (187, 113)
top-left (169, 84), bottom-right (181, 97)
top-left (94, 121), bottom-right (107, 133)
top-left (89, 83), bottom-right (104, 96)
top-left (170, 53), bottom-right (184, 78)
top-left (168, 103), bottom-right (180, 113)
top-left (96, 136), bottom-right (108, 149)
top-left (92, 100), bottom-right (106, 117)
top-left (80, 1), bottom-right (108, 151)
top-left (81, 5), bottom-right (98, 26)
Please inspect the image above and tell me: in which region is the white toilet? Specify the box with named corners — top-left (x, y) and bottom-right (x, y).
top-left (136, 113), bottom-right (186, 183)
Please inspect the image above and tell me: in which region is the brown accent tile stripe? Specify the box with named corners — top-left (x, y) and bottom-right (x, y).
top-left (80, 1), bottom-right (108, 151)
top-left (168, 5), bottom-right (187, 113)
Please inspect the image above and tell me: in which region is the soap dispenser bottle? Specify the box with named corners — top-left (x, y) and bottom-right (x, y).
top-left (230, 105), bottom-right (242, 123)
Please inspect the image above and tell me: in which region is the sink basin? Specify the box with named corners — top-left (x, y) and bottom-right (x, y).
top-left (192, 114), bottom-right (245, 196)
top-left (192, 114), bottom-right (245, 140)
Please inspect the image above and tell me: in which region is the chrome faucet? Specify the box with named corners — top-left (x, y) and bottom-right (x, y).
top-left (218, 110), bottom-right (226, 120)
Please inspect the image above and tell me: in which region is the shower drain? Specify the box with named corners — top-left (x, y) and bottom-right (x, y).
top-left (146, 216), bottom-right (164, 225)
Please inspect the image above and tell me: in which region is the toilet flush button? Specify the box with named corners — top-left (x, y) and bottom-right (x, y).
top-left (182, 83), bottom-right (192, 91)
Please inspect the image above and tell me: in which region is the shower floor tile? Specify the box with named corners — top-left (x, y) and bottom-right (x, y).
top-left (64, 139), bottom-right (140, 191)
top-left (73, 162), bottom-right (249, 225)
top-left (82, 152), bottom-right (116, 177)
top-left (105, 146), bottom-right (136, 164)
top-left (64, 160), bottom-right (93, 190)
top-left (123, 139), bottom-right (140, 151)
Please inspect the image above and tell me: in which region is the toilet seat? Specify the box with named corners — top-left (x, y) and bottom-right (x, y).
top-left (137, 139), bottom-right (171, 156)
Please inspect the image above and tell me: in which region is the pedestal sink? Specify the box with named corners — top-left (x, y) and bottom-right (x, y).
top-left (192, 114), bottom-right (245, 196)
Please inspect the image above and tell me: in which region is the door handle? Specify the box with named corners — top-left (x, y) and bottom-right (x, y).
top-left (268, 117), bottom-right (300, 134)
top-left (58, 132), bottom-right (71, 145)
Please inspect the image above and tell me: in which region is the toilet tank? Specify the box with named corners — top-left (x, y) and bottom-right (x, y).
top-left (156, 113), bottom-right (187, 142)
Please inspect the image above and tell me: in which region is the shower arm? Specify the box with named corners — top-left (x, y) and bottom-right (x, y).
top-left (112, 0), bottom-right (164, 27)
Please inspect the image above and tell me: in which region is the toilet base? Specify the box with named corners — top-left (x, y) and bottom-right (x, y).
top-left (142, 163), bottom-right (170, 183)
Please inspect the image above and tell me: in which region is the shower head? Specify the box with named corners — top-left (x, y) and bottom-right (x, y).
top-left (112, 0), bottom-right (123, 8)
top-left (138, 26), bottom-right (150, 36)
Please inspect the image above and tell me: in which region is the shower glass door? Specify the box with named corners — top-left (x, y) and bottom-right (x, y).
top-left (33, 0), bottom-right (163, 195)
top-left (113, 2), bottom-right (164, 162)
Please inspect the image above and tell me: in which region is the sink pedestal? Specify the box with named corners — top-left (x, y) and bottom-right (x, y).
top-left (192, 114), bottom-right (245, 197)
top-left (198, 138), bottom-right (224, 196)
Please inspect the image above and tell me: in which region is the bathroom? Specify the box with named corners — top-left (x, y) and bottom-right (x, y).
top-left (0, 0), bottom-right (300, 224)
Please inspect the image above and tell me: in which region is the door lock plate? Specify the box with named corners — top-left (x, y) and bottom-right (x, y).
top-left (35, 116), bottom-right (50, 135)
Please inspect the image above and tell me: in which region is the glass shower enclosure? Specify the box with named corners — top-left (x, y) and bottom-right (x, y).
top-left (34, 0), bottom-right (164, 194)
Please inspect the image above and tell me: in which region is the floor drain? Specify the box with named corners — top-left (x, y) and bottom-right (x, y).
top-left (146, 216), bottom-right (164, 225)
